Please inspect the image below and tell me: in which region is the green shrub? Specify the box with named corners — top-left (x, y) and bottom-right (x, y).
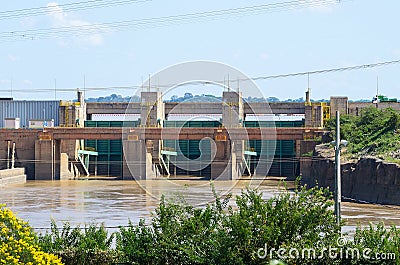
top-left (38, 221), bottom-right (118, 265)
top-left (116, 184), bottom-right (340, 265)
top-left (326, 107), bottom-right (400, 158)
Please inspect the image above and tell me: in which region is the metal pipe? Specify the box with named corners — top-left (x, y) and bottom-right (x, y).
top-left (11, 142), bottom-right (15, 169)
top-left (6, 140), bottom-right (10, 169)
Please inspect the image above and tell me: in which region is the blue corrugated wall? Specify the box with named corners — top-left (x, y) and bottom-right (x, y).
top-left (0, 100), bottom-right (60, 128)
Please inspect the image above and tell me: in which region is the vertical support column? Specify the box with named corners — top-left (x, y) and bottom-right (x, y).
top-left (35, 140), bottom-right (54, 180)
top-left (305, 105), bottom-right (324, 127)
top-left (140, 91), bottom-right (164, 175)
top-left (11, 142), bottom-right (15, 169)
top-left (330, 96), bottom-right (348, 118)
top-left (140, 91), bottom-right (164, 127)
top-left (6, 140), bottom-right (10, 169)
top-left (54, 139), bottom-right (60, 180)
top-left (123, 140), bottom-right (155, 180)
top-left (222, 91), bottom-right (244, 128)
top-left (210, 140), bottom-right (239, 180)
top-left (220, 91), bottom-right (244, 179)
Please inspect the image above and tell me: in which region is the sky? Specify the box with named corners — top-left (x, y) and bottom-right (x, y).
top-left (0, 0), bottom-right (399, 101)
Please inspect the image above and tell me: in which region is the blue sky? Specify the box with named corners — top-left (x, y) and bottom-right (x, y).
top-left (1, 0), bottom-right (399, 101)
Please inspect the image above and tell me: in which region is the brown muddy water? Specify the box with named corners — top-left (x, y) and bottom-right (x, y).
top-left (1, 179), bottom-right (399, 234)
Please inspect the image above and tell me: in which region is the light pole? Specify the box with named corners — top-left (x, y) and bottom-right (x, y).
top-left (334, 111), bottom-right (341, 226)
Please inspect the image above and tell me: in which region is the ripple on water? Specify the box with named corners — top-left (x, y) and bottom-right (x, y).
top-left (1, 179), bottom-right (400, 233)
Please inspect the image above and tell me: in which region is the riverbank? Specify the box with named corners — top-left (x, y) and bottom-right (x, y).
top-left (301, 144), bottom-right (400, 205)
top-left (0, 168), bottom-right (26, 186)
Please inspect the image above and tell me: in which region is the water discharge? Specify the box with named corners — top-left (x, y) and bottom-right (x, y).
top-left (1, 179), bottom-right (399, 233)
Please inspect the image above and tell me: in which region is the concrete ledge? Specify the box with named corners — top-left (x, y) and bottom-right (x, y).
top-left (0, 168), bottom-right (26, 186)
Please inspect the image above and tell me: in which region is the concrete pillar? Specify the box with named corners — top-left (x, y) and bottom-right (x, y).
top-left (330, 96), bottom-right (348, 118)
top-left (60, 153), bottom-right (73, 180)
top-left (140, 91), bottom-right (164, 170)
top-left (219, 92), bottom-right (244, 179)
top-left (35, 140), bottom-right (55, 180)
top-left (210, 140), bottom-right (239, 180)
top-left (123, 140), bottom-right (155, 180)
top-left (140, 91), bottom-right (164, 127)
top-left (222, 91), bottom-right (244, 128)
top-left (305, 105), bottom-right (324, 127)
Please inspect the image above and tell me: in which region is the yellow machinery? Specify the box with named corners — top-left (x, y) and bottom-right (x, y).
top-left (60, 100), bottom-right (81, 127)
top-left (305, 101), bottom-right (331, 127)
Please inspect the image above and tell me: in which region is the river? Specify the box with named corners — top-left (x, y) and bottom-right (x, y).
top-left (1, 179), bottom-right (399, 234)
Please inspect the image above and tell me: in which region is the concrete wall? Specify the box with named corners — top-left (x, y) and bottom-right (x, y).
top-left (305, 105), bottom-right (323, 127)
top-left (35, 140), bottom-right (55, 180)
top-left (0, 130), bottom-right (37, 179)
top-left (140, 92), bottom-right (164, 127)
top-left (222, 91), bottom-right (244, 127)
top-left (245, 102), bottom-right (305, 115)
top-left (0, 168), bottom-right (26, 186)
top-left (330, 96), bottom-right (348, 117)
top-left (123, 140), bottom-right (156, 180)
top-left (348, 102), bottom-right (400, 116)
top-left (210, 140), bottom-right (239, 180)
top-left (60, 153), bottom-right (74, 180)
top-left (86, 101), bottom-right (307, 117)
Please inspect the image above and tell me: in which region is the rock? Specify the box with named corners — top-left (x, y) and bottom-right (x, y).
top-left (301, 144), bottom-right (400, 205)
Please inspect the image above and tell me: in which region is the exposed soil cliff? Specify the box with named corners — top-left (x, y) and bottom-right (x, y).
top-left (301, 144), bottom-right (400, 205)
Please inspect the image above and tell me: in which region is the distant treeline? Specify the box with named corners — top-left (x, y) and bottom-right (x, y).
top-left (85, 93), bottom-right (371, 103)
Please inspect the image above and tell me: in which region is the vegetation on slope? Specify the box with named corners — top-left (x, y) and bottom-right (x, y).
top-left (326, 106), bottom-right (400, 162)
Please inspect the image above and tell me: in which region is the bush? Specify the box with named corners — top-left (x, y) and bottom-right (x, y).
top-left (116, 184), bottom-right (341, 265)
top-left (326, 107), bottom-right (400, 157)
top-left (38, 221), bottom-right (118, 265)
top-left (4, 185), bottom-right (400, 265)
top-left (0, 204), bottom-right (63, 265)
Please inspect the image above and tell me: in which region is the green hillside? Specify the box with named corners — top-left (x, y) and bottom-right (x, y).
top-left (326, 106), bottom-right (400, 163)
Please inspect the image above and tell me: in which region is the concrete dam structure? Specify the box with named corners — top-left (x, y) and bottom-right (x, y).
top-left (1, 91), bottom-right (399, 181)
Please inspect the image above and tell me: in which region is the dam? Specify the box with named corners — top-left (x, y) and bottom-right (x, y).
top-left (1, 91), bottom-right (399, 181)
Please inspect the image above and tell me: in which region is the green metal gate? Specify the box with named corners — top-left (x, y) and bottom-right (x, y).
top-left (244, 120), bottom-right (303, 177)
top-left (84, 121), bottom-right (139, 176)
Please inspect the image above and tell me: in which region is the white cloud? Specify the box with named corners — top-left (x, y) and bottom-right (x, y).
top-left (46, 2), bottom-right (104, 46)
top-left (8, 55), bottom-right (18, 62)
top-left (259, 52), bottom-right (269, 60)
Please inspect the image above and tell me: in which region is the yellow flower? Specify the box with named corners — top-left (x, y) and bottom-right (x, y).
top-left (0, 205), bottom-right (64, 265)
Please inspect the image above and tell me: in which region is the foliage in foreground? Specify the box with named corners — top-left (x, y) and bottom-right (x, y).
top-left (3, 184), bottom-right (400, 265)
top-left (0, 204), bottom-right (63, 265)
top-left (116, 185), bottom-right (341, 265)
top-left (326, 107), bottom-right (400, 161)
top-left (38, 221), bottom-right (118, 265)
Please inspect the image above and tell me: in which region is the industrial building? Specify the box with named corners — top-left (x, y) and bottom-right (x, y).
top-left (0, 98), bottom-right (59, 128)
